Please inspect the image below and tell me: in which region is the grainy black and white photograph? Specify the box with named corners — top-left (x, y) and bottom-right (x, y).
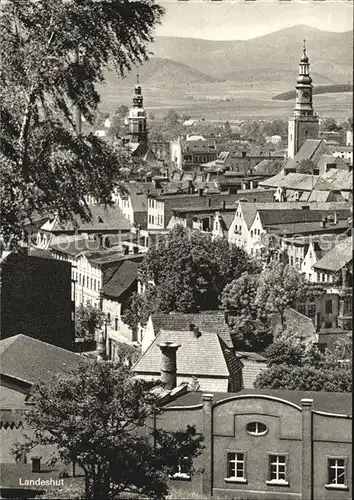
top-left (0, 0), bottom-right (353, 499)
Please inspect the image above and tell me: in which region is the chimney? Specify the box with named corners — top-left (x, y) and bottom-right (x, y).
top-left (31, 457), bottom-right (42, 473)
top-left (193, 327), bottom-right (202, 339)
top-left (159, 341), bottom-right (181, 390)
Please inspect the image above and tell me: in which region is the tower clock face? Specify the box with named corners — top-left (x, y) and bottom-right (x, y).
top-left (303, 91), bottom-right (310, 99)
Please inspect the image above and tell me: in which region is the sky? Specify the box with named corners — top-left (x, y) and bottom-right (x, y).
top-left (155, 1), bottom-right (353, 40)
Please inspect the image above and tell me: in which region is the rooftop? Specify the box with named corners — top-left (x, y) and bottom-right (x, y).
top-left (164, 389), bottom-right (352, 415)
top-left (150, 311), bottom-right (232, 347)
top-left (100, 260), bottom-right (139, 299)
top-left (43, 206), bottom-right (132, 233)
top-left (133, 329), bottom-right (240, 378)
top-left (313, 236), bottom-right (353, 272)
top-left (0, 335), bottom-right (80, 386)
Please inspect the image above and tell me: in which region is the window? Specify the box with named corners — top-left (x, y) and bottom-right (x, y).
top-left (267, 455), bottom-right (288, 486)
top-left (297, 304), bottom-right (306, 315)
top-left (169, 457), bottom-right (191, 481)
top-left (246, 422), bottom-right (268, 436)
top-left (325, 299), bottom-right (333, 314)
top-left (225, 452), bottom-right (246, 483)
top-left (316, 272), bottom-right (321, 282)
top-left (308, 303), bottom-right (316, 318)
top-left (326, 458), bottom-right (348, 489)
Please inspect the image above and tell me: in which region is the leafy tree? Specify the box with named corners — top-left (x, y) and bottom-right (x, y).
top-left (321, 117), bottom-right (339, 132)
top-left (1, 0), bottom-right (164, 248)
top-left (13, 360), bottom-right (203, 500)
top-left (124, 227), bottom-right (258, 326)
top-left (224, 121), bottom-right (231, 133)
top-left (256, 262), bottom-right (313, 328)
top-left (254, 337), bottom-right (352, 392)
top-left (164, 109), bottom-right (179, 129)
top-left (221, 272), bottom-right (273, 350)
top-left (106, 115), bottom-right (122, 138)
top-left (115, 104), bottom-right (129, 120)
top-left (297, 159), bottom-right (317, 174)
top-left (75, 303), bottom-right (105, 341)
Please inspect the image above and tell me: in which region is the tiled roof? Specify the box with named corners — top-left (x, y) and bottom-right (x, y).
top-left (316, 170), bottom-right (353, 191)
top-left (100, 260), bottom-right (139, 299)
top-left (50, 239), bottom-right (105, 256)
top-left (269, 219), bottom-right (350, 236)
top-left (51, 206), bottom-right (132, 232)
top-left (0, 335), bottom-right (80, 386)
top-left (258, 209), bottom-right (350, 227)
top-left (241, 360), bottom-right (266, 389)
top-left (133, 329), bottom-right (236, 377)
top-left (150, 311), bottom-right (232, 347)
top-left (260, 172), bottom-right (319, 191)
top-left (313, 236), bottom-right (353, 272)
top-left (270, 308), bottom-right (317, 343)
top-left (87, 252), bottom-right (144, 268)
top-left (164, 389), bottom-right (352, 415)
top-left (253, 158), bottom-right (284, 176)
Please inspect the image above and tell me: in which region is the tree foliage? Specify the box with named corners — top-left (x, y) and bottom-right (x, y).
top-left (297, 159), bottom-right (317, 174)
top-left (123, 227), bottom-right (259, 327)
top-left (75, 303), bottom-right (105, 341)
top-left (254, 336), bottom-right (352, 392)
top-left (13, 360), bottom-right (203, 500)
top-left (221, 272), bottom-right (273, 350)
top-left (1, 0), bottom-right (164, 247)
top-left (256, 261), bottom-right (316, 328)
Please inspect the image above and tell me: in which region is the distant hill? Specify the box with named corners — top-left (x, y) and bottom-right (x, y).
top-left (150, 25), bottom-right (353, 84)
top-left (273, 84), bottom-right (354, 101)
top-left (104, 57), bottom-right (220, 89)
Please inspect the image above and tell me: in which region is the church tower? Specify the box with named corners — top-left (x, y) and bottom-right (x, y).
top-left (127, 75), bottom-right (148, 147)
top-left (288, 42), bottom-right (319, 159)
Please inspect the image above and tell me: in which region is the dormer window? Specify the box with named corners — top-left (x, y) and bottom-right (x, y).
top-left (98, 217), bottom-right (104, 223)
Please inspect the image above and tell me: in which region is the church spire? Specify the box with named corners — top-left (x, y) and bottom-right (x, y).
top-left (127, 72), bottom-right (147, 146)
top-left (287, 42), bottom-right (319, 159)
top-left (294, 41), bottom-right (314, 117)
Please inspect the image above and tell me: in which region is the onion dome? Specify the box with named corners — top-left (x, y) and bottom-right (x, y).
top-left (300, 49), bottom-right (309, 63)
top-left (297, 74), bottom-right (312, 85)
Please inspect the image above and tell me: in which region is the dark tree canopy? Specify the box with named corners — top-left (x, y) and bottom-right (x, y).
top-left (75, 303), bottom-right (105, 341)
top-left (13, 360), bottom-right (203, 500)
top-left (221, 272), bottom-right (273, 351)
top-left (123, 226), bottom-right (260, 327)
top-left (0, 0), bottom-right (164, 247)
top-left (254, 336), bottom-right (352, 392)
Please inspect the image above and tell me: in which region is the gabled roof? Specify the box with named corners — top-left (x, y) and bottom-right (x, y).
top-left (0, 335), bottom-right (80, 386)
top-left (101, 260), bottom-right (139, 299)
top-left (44, 206), bottom-right (132, 233)
top-left (257, 209), bottom-right (350, 227)
top-left (132, 329), bottom-right (240, 378)
top-left (313, 236), bottom-right (353, 272)
top-left (150, 311), bottom-right (232, 347)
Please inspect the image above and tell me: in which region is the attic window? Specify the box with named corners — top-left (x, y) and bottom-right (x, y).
top-left (246, 422), bottom-right (268, 436)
